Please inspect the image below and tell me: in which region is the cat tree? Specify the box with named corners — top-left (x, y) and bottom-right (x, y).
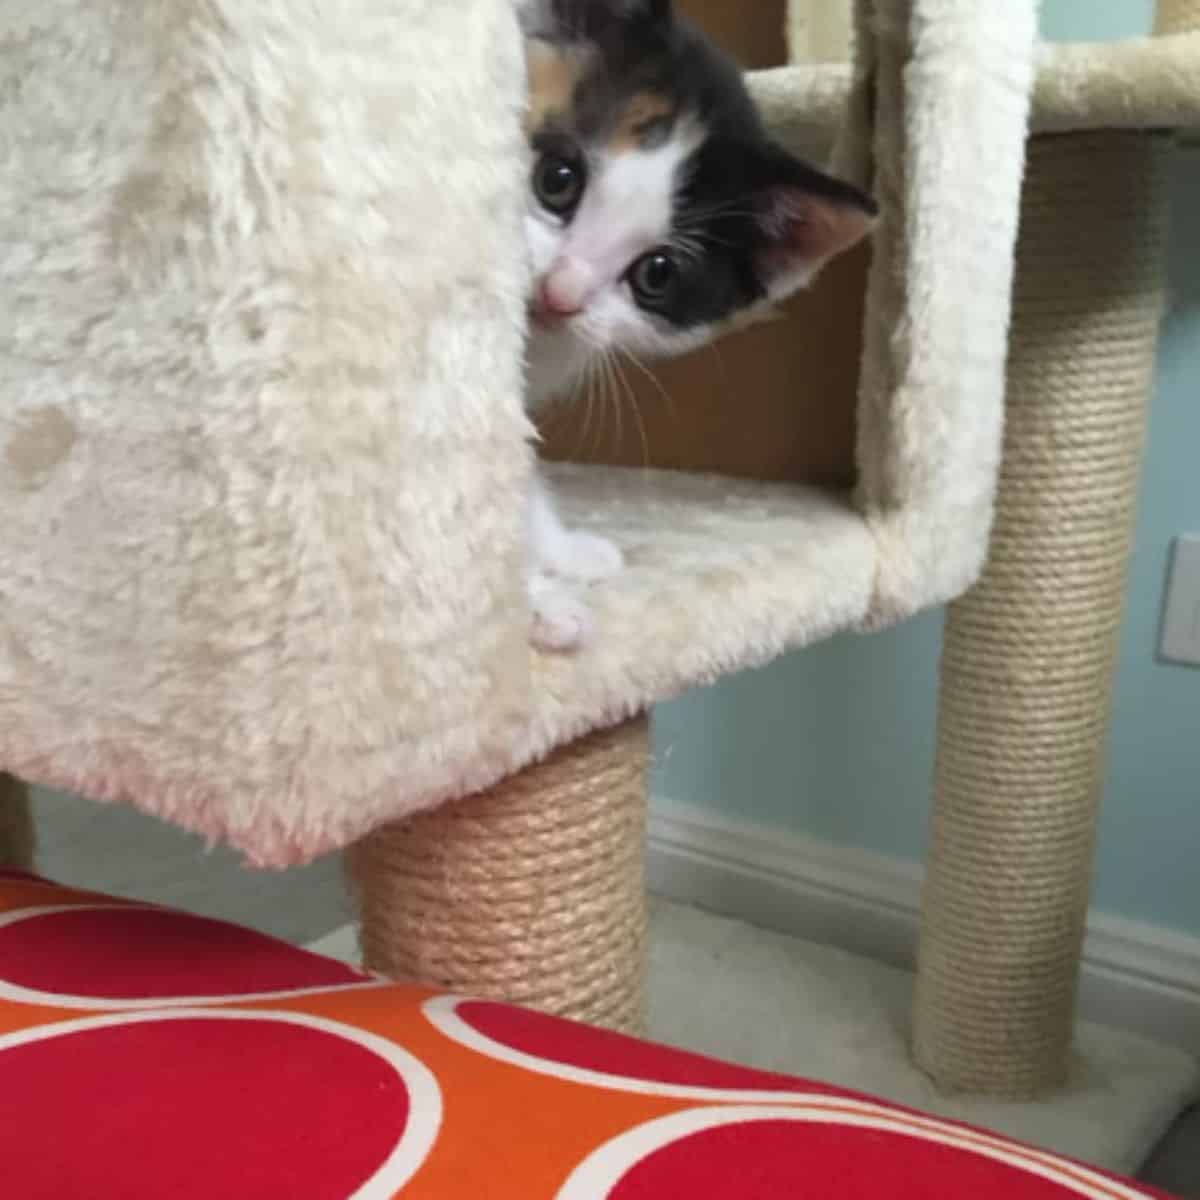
top-left (912, 0), bottom-right (1199, 1100)
top-left (1, 0), bottom-right (1198, 1107)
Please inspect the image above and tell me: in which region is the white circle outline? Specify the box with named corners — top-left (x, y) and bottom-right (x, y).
top-left (0, 906), bottom-right (386, 1010)
top-left (424, 994), bottom-right (829, 1103)
top-left (427, 997), bottom-right (1151, 1200)
top-left (0, 1007), bottom-right (443, 1199)
top-left (554, 1105), bottom-right (1153, 1200)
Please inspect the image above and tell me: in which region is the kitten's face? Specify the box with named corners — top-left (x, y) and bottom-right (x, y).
top-left (521, 0), bottom-right (876, 407)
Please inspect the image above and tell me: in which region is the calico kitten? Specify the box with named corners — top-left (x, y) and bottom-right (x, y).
top-left (521, 0), bottom-right (876, 651)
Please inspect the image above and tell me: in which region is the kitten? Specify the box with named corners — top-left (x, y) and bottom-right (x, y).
top-left (521, 0), bottom-right (876, 651)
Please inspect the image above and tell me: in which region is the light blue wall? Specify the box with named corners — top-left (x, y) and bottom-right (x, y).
top-left (1039, 0), bottom-right (1154, 41)
top-left (652, 0), bottom-right (1200, 935)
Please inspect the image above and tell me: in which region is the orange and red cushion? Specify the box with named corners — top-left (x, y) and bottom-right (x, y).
top-left (0, 870), bottom-right (1176, 1199)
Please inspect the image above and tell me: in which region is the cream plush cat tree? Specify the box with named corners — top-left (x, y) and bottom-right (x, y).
top-left (1, 0), bottom-right (1198, 1109)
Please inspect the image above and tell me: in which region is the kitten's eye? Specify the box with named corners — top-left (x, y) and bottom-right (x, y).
top-left (534, 152), bottom-right (585, 216)
top-left (628, 250), bottom-right (678, 308)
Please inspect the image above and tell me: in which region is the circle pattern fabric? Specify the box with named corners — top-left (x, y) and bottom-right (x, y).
top-left (5, 1013), bottom-right (423, 1199)
top-left (0, 874), bottom-right (1173, 1199)
top-left (0, 904), bottom-right (365, 1004)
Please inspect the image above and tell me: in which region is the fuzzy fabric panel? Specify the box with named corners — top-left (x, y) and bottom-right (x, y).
top-left (787, 0), bottom-right (854, 64)
top-left (527, 464), bottom-right (876, 784)
top-left (748, 64), bottom-right (855, 163)
top-left (245, 463), bottom-right (876, 860)
top-left (0, 0), bottom-right (536, 863)
top-left (850, 0), bottom-right (1038, 625)
top-left (754, 37), bottom-right (1200, 160)
top-left (1031, 35), bottom-right (1200, 134)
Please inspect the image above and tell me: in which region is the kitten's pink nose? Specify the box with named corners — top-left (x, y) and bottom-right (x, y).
top-left (537, 259), bottom-right (596, 320)
top-left (537, 279), bottom-right (583, 319)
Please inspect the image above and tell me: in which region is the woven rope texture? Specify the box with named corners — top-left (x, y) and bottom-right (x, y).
top-left (348, 718), bottom-right (650, 1034)
top-left (913, 133), bottom-right (1171, 1098)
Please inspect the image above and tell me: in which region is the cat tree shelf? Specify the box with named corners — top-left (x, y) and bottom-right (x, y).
top-left (752, 32), bottom-right (1200, 159)
top-left (533, 465), bottom-right (874, 749)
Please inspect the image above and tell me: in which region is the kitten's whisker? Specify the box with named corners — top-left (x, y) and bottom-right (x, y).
top-left (612, 353), bottom-right (651, 470)
top-left (587, 350), bottom-right (609, 457)
top-left (555, 368), bottom-right (587, 457)
top-left (621, 348), bottom-right (677, 428)
top-left (668, 233), bottom-right (707, 265)
top-left (591, 352), bottom-right (607, 454)
top-left (593, 354), bottom-right (610, 456)
top-left (681, 229), bottom-right (740, 250)
top-left (602, 351), bottom-right (624, 452)
top-left (580, 355), bottom-right (599, 457)
top-left (597, 350), bottom-right (619, 458)
top-left (706, 341), bottom-right (732, 400)
top-left (676, 201), bottom-right (760, 223)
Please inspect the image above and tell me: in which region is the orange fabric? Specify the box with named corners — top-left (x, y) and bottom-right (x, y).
top-left (0, 872), bottom-right (1172, 1199)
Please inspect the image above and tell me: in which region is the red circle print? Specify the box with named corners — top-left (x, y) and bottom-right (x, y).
top-left (1, 1016), bottom-right (415, 1199)
top-left (0, 907), bottom-right (364, 1000)
top-left (458, 1000), bottom-right (824, 1093)
top-left (607, 1120), bottom-right (1136, 1200)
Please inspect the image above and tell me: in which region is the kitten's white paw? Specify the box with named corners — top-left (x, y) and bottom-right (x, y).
top-left (548, 530), bottom-right (623, 583)
top-left (528, 573), bottom-right (594, 653)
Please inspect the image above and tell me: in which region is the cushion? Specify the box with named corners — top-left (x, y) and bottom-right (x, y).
top-left (0, 871), bottom-right (1176, 1199)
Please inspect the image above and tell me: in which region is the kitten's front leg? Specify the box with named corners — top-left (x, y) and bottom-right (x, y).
top-left (528, 571), bottom-right (594, 653)
top-left (529, 471), bottom-right (623, 583)
top-left (526, 471), bottom-right (622, 653)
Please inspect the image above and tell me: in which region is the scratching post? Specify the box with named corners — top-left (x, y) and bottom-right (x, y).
top-left (914, 133), bottom-right (1171, 1098)
top-left (0, 774), bottom-right (34, 872)
top-left (348, 718), bottom-right (650, 1034)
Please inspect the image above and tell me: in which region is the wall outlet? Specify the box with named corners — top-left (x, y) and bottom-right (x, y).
top-left (1160, 535), bottom-right (1200, 668)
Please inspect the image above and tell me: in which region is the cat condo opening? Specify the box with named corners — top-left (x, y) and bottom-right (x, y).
top-left (3, 0), bottom-right (1199, 1128)
top-left (540, 3), bottom-right (867, 490)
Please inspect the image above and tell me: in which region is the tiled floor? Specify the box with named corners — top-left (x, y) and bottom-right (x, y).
top-left (22, 786), bottom-right (1199, 1196)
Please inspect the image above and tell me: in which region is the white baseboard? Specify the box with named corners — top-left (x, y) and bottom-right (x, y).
top-left (647, 798), bottom-right (1200, 1056)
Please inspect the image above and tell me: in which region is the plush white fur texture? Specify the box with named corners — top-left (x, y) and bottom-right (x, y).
top-left (529, 465), bottom-right (877, 761)
top-left (0, 0), bottom-right (535, 863)
top-left (749, 64), bottom-right (857, 165)
top-left (787, 0), bottom-right (853, 65)
top-left (846, 0), bottom-right (1038, 626)
top-left (1031, 34), bottom-right (1200, 134)
top-left (755, 33), bottom-right (1200, 165)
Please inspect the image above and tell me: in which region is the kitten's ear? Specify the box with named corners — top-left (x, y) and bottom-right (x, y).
top-left (581, 0), bottom-right (672, 24)
top-left (526, 0), bottom-right (672, 38)
top-left (752, 150), bottom-right (877, 299)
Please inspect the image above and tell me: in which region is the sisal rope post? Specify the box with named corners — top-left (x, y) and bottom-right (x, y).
top-left (347, 718), bottom-right (650, 1034)
top-left (0, 774), bottom-right (34, 872)
top-left (912, 133), bottom-right (1172, 1098)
